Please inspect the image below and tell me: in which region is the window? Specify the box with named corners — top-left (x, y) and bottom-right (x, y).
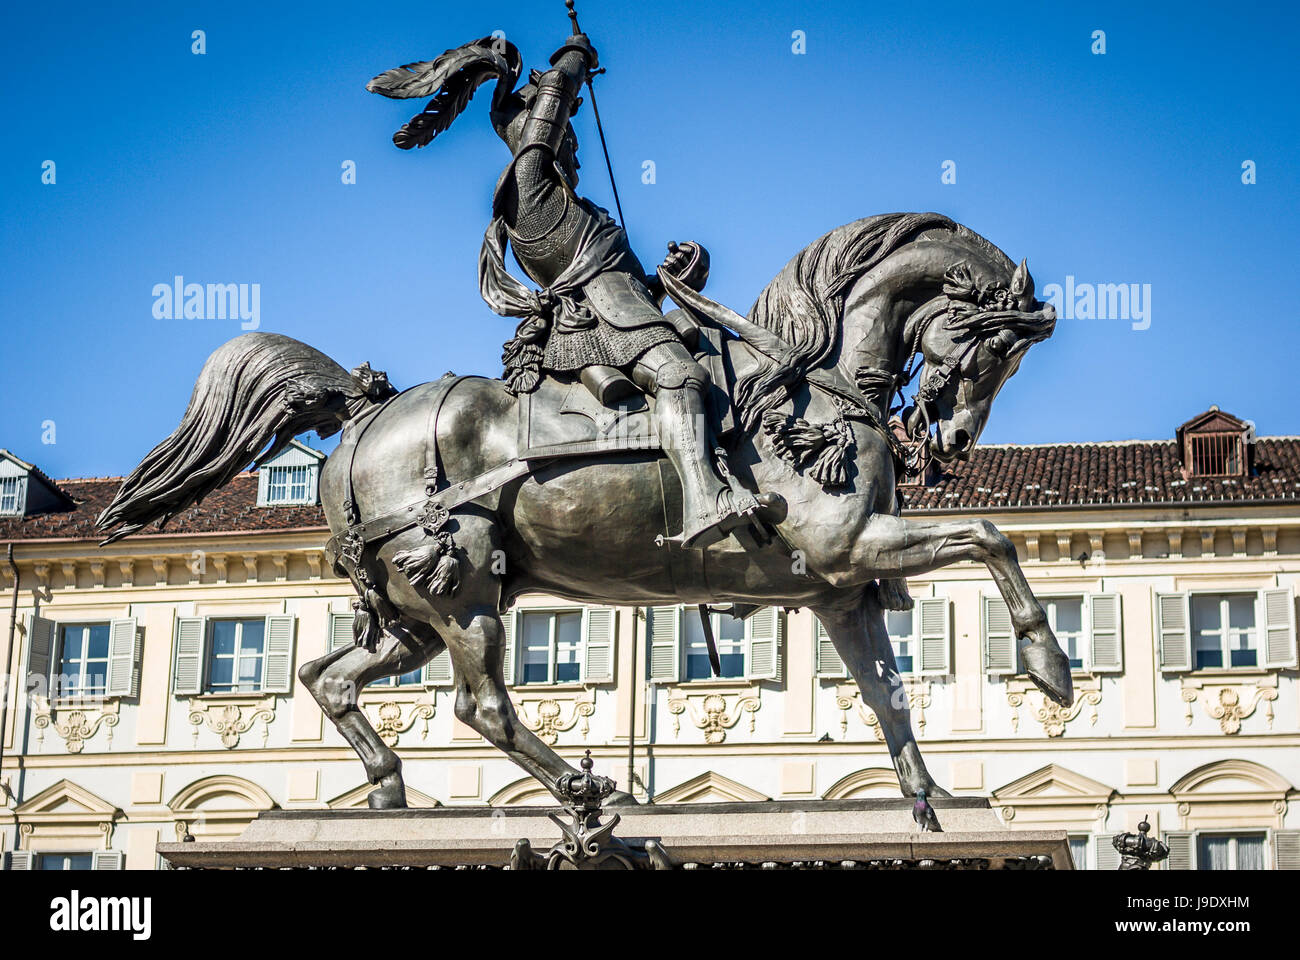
top-left (1043, 598), bottom-right (1085, 670)
top-left (264, 464), bottom-right (312, 505)
top-left (519, 610), bottom-right (583, 684)
top-left (885, 609), bottom-right (917, 673)
top-left (54, 623), bottom-right (110, 697)
top-left (0, 476), bottom-right (23, 515)
top-left (684, 611), bottom-right (746, 680)
top-left (1197, 833), bottom-right (1266, 870)
top-left (1191, 594), bottom-right (1258, 669)
top-left (367, 667), bottom-right (423, 688)
top-left (37, 853), bottom-right (94, 871)
top-left (207, 618), bottom-right (266, 693)
top-left (1186, 432), bottom-right (1243, 477)
top-left (1068, 835), bottom-right (1090, 870)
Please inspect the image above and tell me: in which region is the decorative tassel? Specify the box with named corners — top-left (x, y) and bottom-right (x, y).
top-left (429, 553), bottom-right (460, 595)
top-left (351, 598), bottom-right (380, 651)
top-left (394, 534), bottom-right (460, 596)
top-left (762, 411), bottom-right (853, 490)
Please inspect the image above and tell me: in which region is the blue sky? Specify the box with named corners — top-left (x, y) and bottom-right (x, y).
top-left (2, 0), bottom-right (1297, 479)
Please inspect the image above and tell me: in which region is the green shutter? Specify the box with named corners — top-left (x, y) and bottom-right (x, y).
top-left (107, 618), bottom-right (142, 697)
top-left (747, 607), bottom-right (782, 681)
top-left (1274, 830), bottom-right (1300, 870)
top-left (1156, 593), bottom-right (1192, 672)
top-left (328, 612), bottom-right (354, 652)
top-left (262, 615), bottom-right (296, 694)
top-left (1088, 594), bottom-right (1123, 673)
top-left (583, 607), bottom-right (615, 683)
top-left (916, 598), bottom-right (951, 675)
top-left (172, 617), bottom-right (207, 696)
top-left (815, 617), bottom-right (847, 678)
top-left (26, 615), bottom-right (55, 698)
top-left (648, 606), bottom-right (680, 682)
top-left (500, 610), bottom-right (516, 686)
top-left (1164, 831), bottom-right (1194, 870)
top-left (1261, 587), bottom-right (1297, 669)
top-left (983, 596), bottom-right (1016, 675)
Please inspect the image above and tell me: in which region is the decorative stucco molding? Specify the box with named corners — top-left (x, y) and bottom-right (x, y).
top-left (666, 686), bottom-right (760, 744)
top-left (359, 692), bottom-right (436, 747)
top-left (835, 680), bottom-right (931, 741)
top-left (1179, 674), bottom-right (1278, 734)
top-left (32, 697), bottom-right (120, 753)
top-left (1006, 674), bottom-right (1101, 737)
top-left (187, 696), bottom-right (277, 749)
top-left (515, 690), bottom-right (595, 745)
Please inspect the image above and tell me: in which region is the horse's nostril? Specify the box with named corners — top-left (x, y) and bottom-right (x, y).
top-left (954, 429), bottom-right (971, 450)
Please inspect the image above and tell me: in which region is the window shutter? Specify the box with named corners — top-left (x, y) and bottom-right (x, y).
top-left (328, 612), bottom-right (354, 652)
top-left (648, 606), bottom-right (680, 683)
top-left (7, 851), bottom-right (34, 870)
top-left (1092, 834), bottom-right (1121, 871)
top-left (583, 607), bottom-right (615, 683)
top-left (256, 467), bottom-right (271, 506)
top-left (172, 617), bottom-right (207, 696)
top-left (1274, 830), bottom-right (1300, 870)
top-left (25, 615), bottom-right (55, 696)
top-left (1088, 593), bottom-right (1123, 673)
top-left (500, 610), bottom-right (516, 686)
top-left (423, 646), bottom-right (453, 686)
top-left (815, 618), bottom-right (847, 678)
top-left (1156, 593), bottom-right (1192, 672)
top-left (747, 607), bottom-right (782, 681)
top-left (107, 618), bottom-right (142, 698)
top-left (261, 615), bottom-right (296, 694)
top-left (917, 598), bottom-right (951, 675)
top-left (91, 851), bottom-right (124, 870)
top-left (1261, 587), bottom-right (1297, 669)
top-left (1163, 832), bottom-right (1194, 870)
top-left (982, 596), bottom-right (1017, 675)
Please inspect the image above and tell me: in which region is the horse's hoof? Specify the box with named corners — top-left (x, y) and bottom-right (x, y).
top-left (606, 789), bottom-right (639, 807)
top-left (1021, 641), bottom-right (1074, 707)
top-left (367, 773), bottom-right (408, 810)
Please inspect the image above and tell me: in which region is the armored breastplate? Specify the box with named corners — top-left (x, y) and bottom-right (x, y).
top-left (506, 190), bottom-right (588, 289)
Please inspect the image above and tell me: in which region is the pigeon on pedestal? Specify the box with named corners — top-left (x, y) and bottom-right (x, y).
top-left (912, 789), bottom-right (942, 833)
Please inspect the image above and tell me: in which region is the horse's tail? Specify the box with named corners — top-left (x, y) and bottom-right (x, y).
top-left (738, 212), bottom-right (957, 427)
top-left (97, 333), bottom-right (393, 545)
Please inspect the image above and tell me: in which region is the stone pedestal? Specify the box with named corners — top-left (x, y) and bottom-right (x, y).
top-left (158, 797), bottom-right (1073, 869)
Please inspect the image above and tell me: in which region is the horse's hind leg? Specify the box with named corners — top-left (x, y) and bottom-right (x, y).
top-left (298, 617), bottom-right (444, 809)
top-left (814, 589), bottom-right (949, 799)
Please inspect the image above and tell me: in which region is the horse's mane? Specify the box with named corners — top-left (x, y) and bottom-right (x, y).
top-left (737, 212), bottom-right (958, 428)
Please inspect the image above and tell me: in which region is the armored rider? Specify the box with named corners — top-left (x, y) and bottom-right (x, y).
top-left (478, 31), bottom-right (782, 549)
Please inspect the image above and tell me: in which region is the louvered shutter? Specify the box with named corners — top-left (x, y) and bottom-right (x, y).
top-left (1164, 832), bottom-right (1194, 870)
top-left (983, 596), bottom-right (1017, 675)
top-left (91, 851), bottom-right (124, 870)
top-left (261, 615), bottom-right (296, 693)
top-left (815, 618), bottom-right (847, 678)
top-left (172, 617), bottom-right (207, 695)
top-left (1093, 834), bottom-right (1121, 870)
top-left (648, 606), bottom-right (680, 683)
top-left (916, 598), bottom-right (951, 675)
top-left (1088, 594), bottom-right (1123, 673)
top-left (423, 646), bottom-right (454, 687)
top-left (747, 607), bottom-right (782, 681)
top-left (7, 851), bottom-right (34, 870)
top-left (1261, 587), bottom-right (1297, 669)
top-left (328, 612), bottom-right (354, 652)
top-left (1156, 593), bottom-right (1192, 672)
top-left (1273, 830), bottom-right (1300, 870)
top-left (500, 610), bottom-right (516, 685)
top-left (583, 607), bottom-right (615, 683)
top-left (107, 618), bottom-right (142, 697)
top-left (26, 615), bottom-right (55, 697)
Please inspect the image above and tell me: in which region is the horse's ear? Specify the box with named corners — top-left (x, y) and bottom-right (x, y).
top-left (1010, 258), bottom-right (1034, 300)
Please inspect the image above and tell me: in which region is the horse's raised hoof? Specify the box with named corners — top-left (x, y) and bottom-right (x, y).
top-left (606, 789), bottom-right (639, 807)
top-left (367, 772), bottom-right (408, 810)
top-left (1021, 641), bottom-right (1074, 707)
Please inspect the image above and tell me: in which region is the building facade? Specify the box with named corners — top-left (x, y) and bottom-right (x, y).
top-left (2, 411), bottom-right (1298, 870)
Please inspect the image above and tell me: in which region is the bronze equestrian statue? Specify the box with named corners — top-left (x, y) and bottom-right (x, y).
top-left (98, 22), bottom-right (1069, 810)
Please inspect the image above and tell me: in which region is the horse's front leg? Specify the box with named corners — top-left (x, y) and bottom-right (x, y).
top-left (851, 513), bottom-right (1073, 706)
top-left (814, 590), bottom-right (950, 798)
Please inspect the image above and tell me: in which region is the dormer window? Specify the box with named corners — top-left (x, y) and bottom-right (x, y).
top-left (0, 450), bottom-right (75, 517)
top-left (0, 476), bottom-right (24, 515)
top-left (255, 440), bottom-right (323, 507)
top-left (1176, 407), bottom-right (1252, 479)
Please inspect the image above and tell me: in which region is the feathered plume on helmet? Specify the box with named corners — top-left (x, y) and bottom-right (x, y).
top-left (366, 36), bottom-right (524, 150)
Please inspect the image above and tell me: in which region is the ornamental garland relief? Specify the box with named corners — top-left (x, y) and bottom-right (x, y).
top-left (1179, 675), bottom-right (1277, 735)
top-left (515, 692), bottom-right (596, 745)
top-left (32, 698), bottom-right (121, 753)
top-left (834, 681), bottom-right (931, 741)
top-left (1005, 676), bottom-right (1100, 737)
top-left (360, 695), bottom-right (436, 747)
top-left (187, 697), bottom-right (277, 749)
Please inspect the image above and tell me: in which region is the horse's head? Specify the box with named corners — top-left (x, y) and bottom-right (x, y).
top-left (903, 259), bottom-right (1055, 461)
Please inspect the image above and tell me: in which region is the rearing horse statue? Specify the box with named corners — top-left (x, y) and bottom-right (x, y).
top-left (98, 210), bottom-right (1068, 809)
